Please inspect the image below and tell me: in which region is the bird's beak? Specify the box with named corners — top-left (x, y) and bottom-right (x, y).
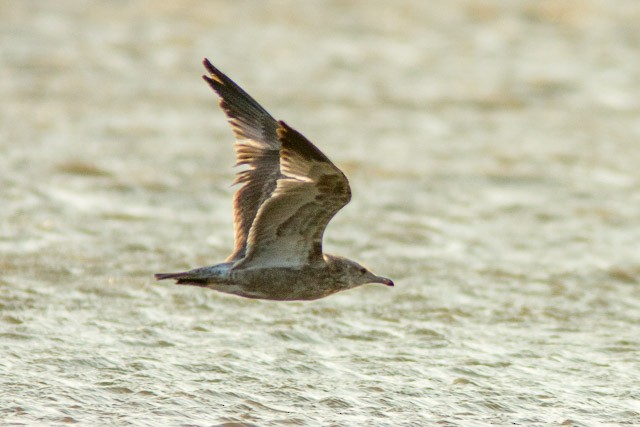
top-left (372, 275), bottom-right (394, 287)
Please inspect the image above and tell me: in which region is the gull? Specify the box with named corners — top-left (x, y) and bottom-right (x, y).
top-left (155, 59), bottom-right (393, 300)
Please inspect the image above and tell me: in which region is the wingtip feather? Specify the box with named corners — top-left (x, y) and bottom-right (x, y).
top-left (203, 57), bottom-right (216, 74)
top-left (202, 58), bottom-right (225, 86)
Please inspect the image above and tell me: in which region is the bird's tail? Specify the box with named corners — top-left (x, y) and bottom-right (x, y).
top-left (155, 272), bottom-right (182, 280)
top-left (154, 271), bottom-right (209, 286)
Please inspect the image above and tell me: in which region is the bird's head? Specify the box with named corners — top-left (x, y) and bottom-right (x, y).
top-left (326, 255), bottom-right (394, 289)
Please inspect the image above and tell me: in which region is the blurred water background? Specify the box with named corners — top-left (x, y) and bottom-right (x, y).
top-left (1, 1), bottom-right (640, 425)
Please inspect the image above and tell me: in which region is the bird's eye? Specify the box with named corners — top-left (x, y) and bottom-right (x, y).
top-left (359, 268), bottom-right (366, 274)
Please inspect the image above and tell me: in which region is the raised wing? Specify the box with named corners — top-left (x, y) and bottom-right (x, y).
top-left (235, 121), bottom-right (351, 269)
top-left (202, 59), bottom-right (281, 261)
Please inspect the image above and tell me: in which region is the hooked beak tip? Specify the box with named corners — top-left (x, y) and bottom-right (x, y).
top-left (377, 277), bottom-right (394, 287)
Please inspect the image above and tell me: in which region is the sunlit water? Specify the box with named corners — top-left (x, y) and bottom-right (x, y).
top-left (2, 1), bottom-right (640, 426)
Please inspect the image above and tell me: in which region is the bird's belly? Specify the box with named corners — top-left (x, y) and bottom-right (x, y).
top-left (221, 267), bottom-right (338, 301)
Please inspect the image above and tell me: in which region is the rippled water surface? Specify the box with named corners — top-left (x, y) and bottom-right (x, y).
top-left (2, 1), bottom-right (640, 425)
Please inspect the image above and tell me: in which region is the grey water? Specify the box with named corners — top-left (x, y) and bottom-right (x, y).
top-left (2, 1), bottom-right (640, 425)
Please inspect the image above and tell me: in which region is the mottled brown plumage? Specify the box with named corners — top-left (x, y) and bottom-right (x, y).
top-left (155, 59), bottom-right (393, 300)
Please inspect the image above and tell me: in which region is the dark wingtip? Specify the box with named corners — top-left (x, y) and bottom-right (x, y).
top-left (203, 57), bottom-right (215, 73)
top-left (202, 73), bottom-right (214, 85)
top-left (202, 58), bottom-right (226, 93)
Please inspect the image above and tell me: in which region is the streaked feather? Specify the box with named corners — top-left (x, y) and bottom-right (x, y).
top-left (237, 121), bottom-right (351, 268)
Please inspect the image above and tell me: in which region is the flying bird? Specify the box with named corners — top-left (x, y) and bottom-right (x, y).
top-left (155, 59), bottom-right (393, 300)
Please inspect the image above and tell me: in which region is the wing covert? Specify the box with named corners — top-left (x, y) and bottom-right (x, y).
top-left (236, 121), bottom-right (351, 269)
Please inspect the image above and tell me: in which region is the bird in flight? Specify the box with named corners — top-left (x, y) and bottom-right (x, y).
top-left (155, 59), bottom-right (393, 300)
